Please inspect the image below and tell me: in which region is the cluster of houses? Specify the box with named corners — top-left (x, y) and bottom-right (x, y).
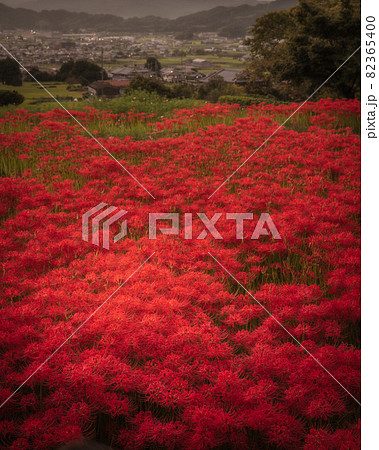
top-left (88, 66), bottom-right (247, 98)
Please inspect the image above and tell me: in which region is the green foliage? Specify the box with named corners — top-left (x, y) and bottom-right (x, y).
top-left (81, 90), bottom-right (203, 139)
top-left (246, 0), bottom-right (360, 99)
top-left (91, 90), bottom-right (201, 116)
top-left (171, 84), bottom-right (196, 99)
top-left (0, 57), bottom-right (22, 86)
top-left (197, 76), bottom-right (243, 102)
top-left (0, 90), bottom-right (24, 106)
top-left (127, 77), bottom-right (196, 100)
top-left (25, 67), bottom-right (56, 82)
top-left (218, 94), bottom-right (281, 106)
top-left (144, 57), bottom-right (162, 74)
top-left (127, 76), bottom-right (172, 97)
top-left (56, 59), bottom-right (108, 85)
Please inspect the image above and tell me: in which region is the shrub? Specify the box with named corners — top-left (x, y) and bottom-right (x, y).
top-left (197, 76), bottom-right (243, 102)
top-left (90, 90), bottom-right (201, 116)
top-left (25, 67), bottom-right (56, 82)
top-left (0, 90), bottom-right (24, 106)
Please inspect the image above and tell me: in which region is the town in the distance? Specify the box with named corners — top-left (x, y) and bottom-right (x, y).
top-left (1, 30), bottom-right (250, 100)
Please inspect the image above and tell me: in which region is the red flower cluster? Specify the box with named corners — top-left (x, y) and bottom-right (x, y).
top-left (0, 99), bottom-right (360, 449)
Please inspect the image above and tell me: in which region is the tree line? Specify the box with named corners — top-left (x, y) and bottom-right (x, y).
top-left (0, 58), bottom-right (108, 87)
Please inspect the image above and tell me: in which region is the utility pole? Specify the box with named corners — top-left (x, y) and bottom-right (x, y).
top-left (101, 46), bottom-right (104, 98)
top-left (101, 46), bottom-right (104, 81)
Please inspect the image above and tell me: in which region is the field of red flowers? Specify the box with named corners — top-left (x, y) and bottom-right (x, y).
top-left (0, 99), bottom-right (360, 449)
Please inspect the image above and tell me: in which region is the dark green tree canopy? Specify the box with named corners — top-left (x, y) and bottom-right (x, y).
top-left (246, 0), bottom-right (360, 99)
top-left (145, 57), bottom-right (161, 74)
top-left (0, 57), bottom-right (22, 86)
top-left (127, 76), bottom-right (172, 98)
top-left (25, 66), bottom-right (55, 83)
top-left (56, 60), bottom-right (108, 85)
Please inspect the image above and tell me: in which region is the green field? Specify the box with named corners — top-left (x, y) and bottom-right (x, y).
top-left (0, 82), bottom-right (86, 107)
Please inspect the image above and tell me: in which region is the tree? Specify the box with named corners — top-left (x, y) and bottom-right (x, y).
top-left (145, 57), bottom-right (161, 75)
top-left (0, 57), bottom-right (22, 86)
top-left (56, 60), bottom-right (108, 85)
top-left (244, 10), bottom-right (294, 98)
top-left (25, 67), bottom-right (55, 82)
top-left (0, 90), bottom-right (24, 106)
top-left (128, 76), bottom-right (172, 98)
top-left (246, 0), bottom-right (360, 99)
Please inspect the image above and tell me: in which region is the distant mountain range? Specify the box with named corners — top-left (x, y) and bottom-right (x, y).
top-left (1, 0), bottom-right (263, 20)
top-left (0, 1), bottom-right (297, 34)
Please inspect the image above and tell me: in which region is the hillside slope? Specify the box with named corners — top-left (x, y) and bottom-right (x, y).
top-left (0, 1), bottom-right (297, 34)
